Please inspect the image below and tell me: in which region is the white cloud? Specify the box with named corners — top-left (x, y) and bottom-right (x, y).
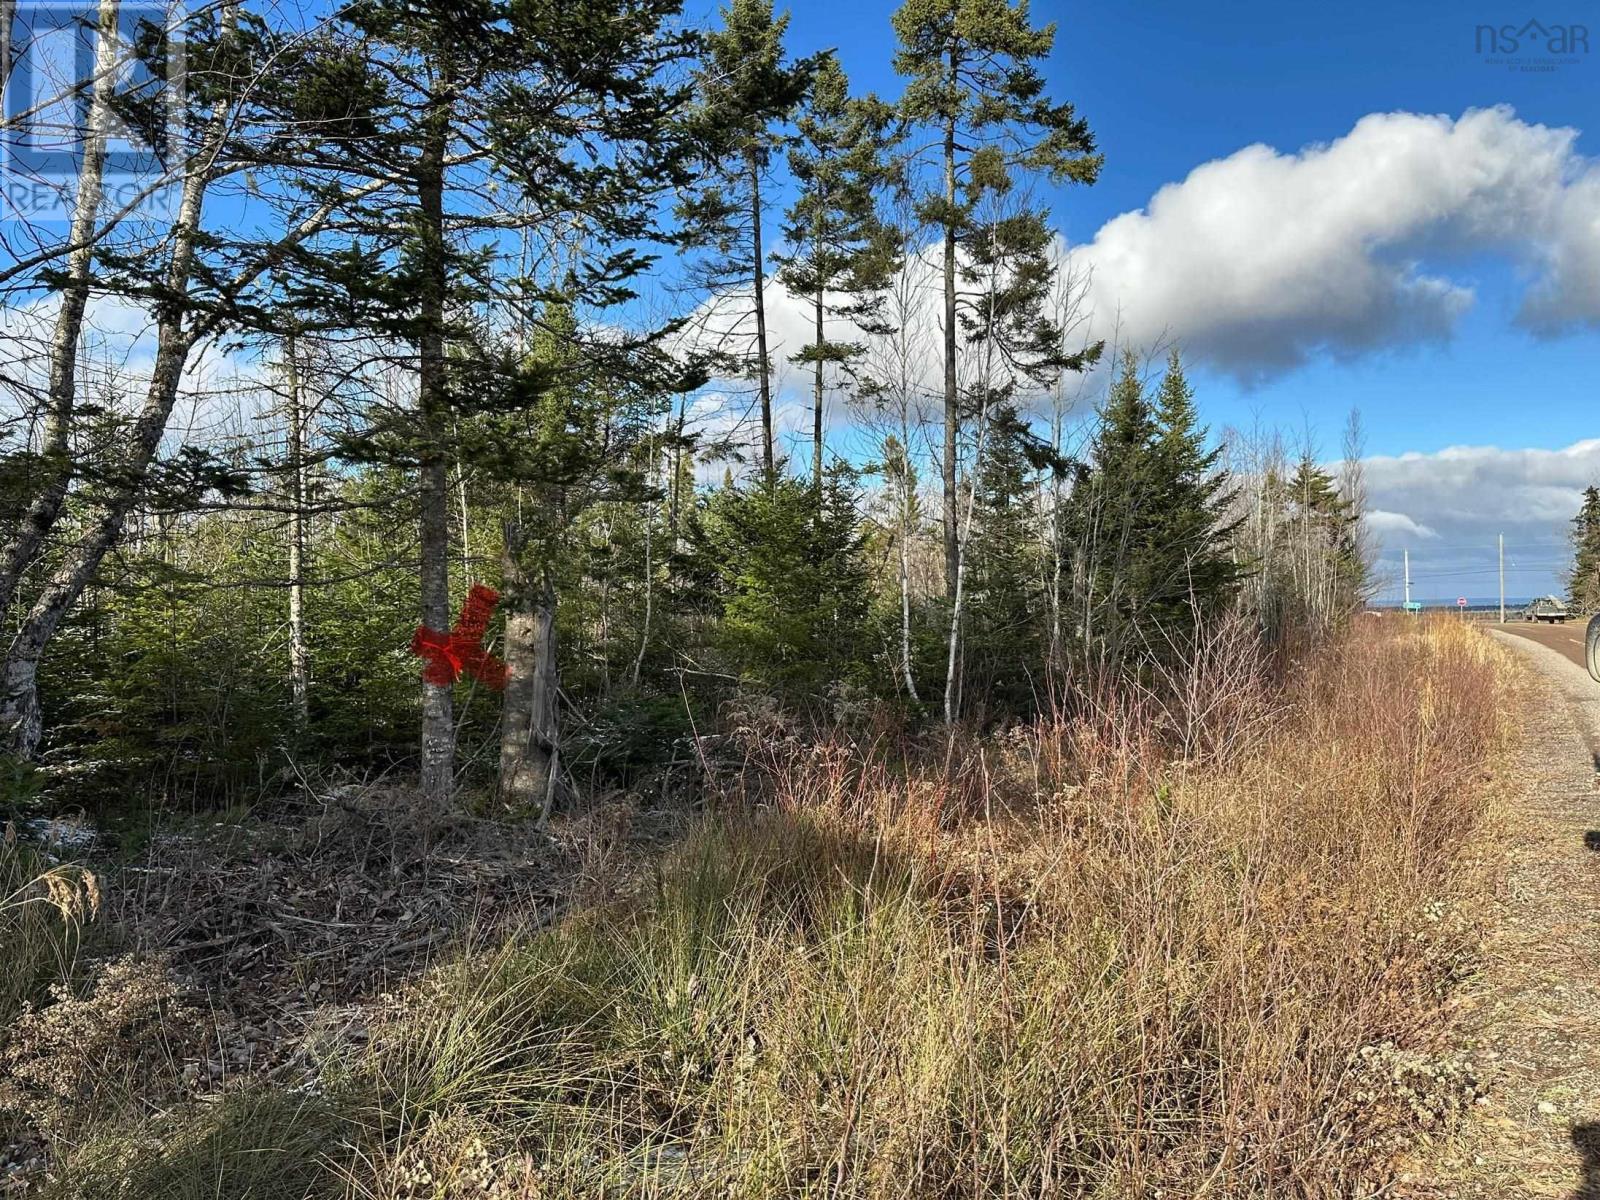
top-left (1068, 107), bottom-right (1600, 380)
top-left (711, 106), bottom-right (1600, 403)
top-left (1365, 510), bottom-right (1437, 539)
top-left (1360, 438), bottom-right (1600, 599)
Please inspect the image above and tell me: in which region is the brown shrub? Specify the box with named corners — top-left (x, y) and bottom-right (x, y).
top-left (0, 956), bottom-right (205, 1139)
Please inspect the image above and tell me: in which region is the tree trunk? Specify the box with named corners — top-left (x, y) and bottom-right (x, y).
top-left (944, 250), bottom-right (1000, 724)
top-left (0, 0), bottom-right (117, 627)
top-left (499, 522), bottom-right (559, 822)
top-left (631, 466), bottom-right (654, 687)
top-left (898, 475), bottom-right (919, 704)
top-left (457, 454), bottom-right (471, 579)
top-left (284, 335), bottom-right (309, 730)
top-left (0, 0), bottom-right (14, 93)
top-left (0, 2), bottom-right (237, 756)
top-left (1046, 408), bottom-right (1065, 686)
top-left (941, 103), bottom-right (959, 601)
top-left (416, 68), bottom-right (454, 805)
top-left (812, 288), bottom-right (825, 490)
top-left (668, 390), bottom-right (687, 550)
top-left (750, 149), bottom-right (774, 487)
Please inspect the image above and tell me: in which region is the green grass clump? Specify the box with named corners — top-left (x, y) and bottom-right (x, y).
top-left (40, 1087), bottom-right (349, 1200)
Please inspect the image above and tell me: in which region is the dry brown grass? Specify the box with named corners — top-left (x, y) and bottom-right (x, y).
top-left (27, 618), bottom-right (1520, 1198)
top-left (330, 618), bottom-right (1516, 1198)
top-left (0, 827), bottom-right (98, 1029)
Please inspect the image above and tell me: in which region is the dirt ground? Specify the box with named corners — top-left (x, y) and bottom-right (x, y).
top-left (1401, 630), bottom-right (1600, 1199)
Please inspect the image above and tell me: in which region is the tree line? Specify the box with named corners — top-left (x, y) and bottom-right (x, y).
top-left (0, 0), bottom-right (1370, 815)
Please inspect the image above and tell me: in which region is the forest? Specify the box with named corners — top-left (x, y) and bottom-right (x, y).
top-left (0, 0), bottom-right (1513, 1196)
top-left (0, 0), bottom-right (1373, 803)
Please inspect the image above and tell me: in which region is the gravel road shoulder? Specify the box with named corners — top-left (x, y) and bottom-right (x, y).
top-left (1405, 630), bottom-right (1600, 1199)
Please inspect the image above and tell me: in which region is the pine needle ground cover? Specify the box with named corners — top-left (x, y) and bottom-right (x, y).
top-left (15, 620), bottom-right (1516, 1197)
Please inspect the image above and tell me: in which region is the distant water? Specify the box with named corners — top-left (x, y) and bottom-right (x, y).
top-left (1368, 598), bottom-right (1540, 613)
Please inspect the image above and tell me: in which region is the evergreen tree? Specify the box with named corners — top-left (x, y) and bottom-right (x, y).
top-left (891, 0), bottom-right (1100, 599)
top-left (1281, 454), bottom-right (1365, 634)
top-left (700, 467), bottom-right (870, 698)
top-left (1146, 350), bottom-right (1240, 629)
top-left (677, 0), bottom-right (817, 486)
top-left (1569, 486), bottom-right (1600, 611)
top-left (277, 0), bottom-right (695, 803)
top-left (775, 55), bottom-right (900, 489)
top-left (962, 406), bottom-right (1046, 715)
top-left (1067, 349), bottom-right (1238, 666)
top-left (1069, 351), bottom-right (1159, 664)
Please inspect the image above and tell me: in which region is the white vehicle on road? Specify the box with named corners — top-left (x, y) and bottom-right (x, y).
top-left (1523, 595), bottom-right (1570, 623)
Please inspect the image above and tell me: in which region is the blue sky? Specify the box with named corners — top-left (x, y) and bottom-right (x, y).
top-left (742, 0), bottom-right (1600, 602)
top-left (8, 0), bottom-right (1596, 602)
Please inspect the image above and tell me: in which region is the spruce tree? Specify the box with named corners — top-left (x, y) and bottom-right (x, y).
top-left (1070, 350), bottom-right (1160, 663)
top-left (1147, 350), bottom-right (1239, 628)
top-left (891, 0), bottom-right (1100, 599)
top-left (963, 405), bottom-right (1046, 715)
top-left (700, 467), bottom-right (870, 698)
top-left (775, 55), bottom-right (900, 489)
top-left (1569, 486), bottom-right (1600, 611)
top-left (1067, 350), bottom-right (1241, 665)
top-left (677, 0), bottom-right (816, 487)
top-left (277, 0), bottom-right (696, 803)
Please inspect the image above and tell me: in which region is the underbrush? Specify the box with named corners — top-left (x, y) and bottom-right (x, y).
top-left (18, 619), bottom-right (1517, 1198)
top-left (0, 831), bottom-right (98, 1030)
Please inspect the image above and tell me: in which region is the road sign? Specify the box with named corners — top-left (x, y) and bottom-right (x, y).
top-left (1457, 597), bottom-right (1467, 607)
top-left (1404, 601), bottom-right (1422, 613)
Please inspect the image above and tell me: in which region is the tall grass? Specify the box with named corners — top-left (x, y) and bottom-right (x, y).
top-left (331, 619), bottom-right (1510, 1197)
top-left (0, 827), bottom-right (98, 1027)
top-left (38, 619), bottom-right (1515, 1198)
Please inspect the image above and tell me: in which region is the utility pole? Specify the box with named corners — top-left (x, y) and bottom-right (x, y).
top-left (1499, 533), bottom-right (1505, 624)
top-left (1404, 548), bottom-right (1411, 613)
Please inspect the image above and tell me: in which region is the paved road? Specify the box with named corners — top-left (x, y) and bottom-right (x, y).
top-left (1491, 618), bottom-right (1591, 671)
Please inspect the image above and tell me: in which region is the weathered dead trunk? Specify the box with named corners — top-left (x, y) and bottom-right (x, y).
top-left (499, 523), bottom-right (559, 821)
top-left (0, 0), bottom-right (118, 627)
top-left (283, 335), bottom-right (309, 729)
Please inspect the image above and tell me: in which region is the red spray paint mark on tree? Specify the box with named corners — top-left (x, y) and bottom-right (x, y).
top-left (410, 584), bottom-right (508, 690)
